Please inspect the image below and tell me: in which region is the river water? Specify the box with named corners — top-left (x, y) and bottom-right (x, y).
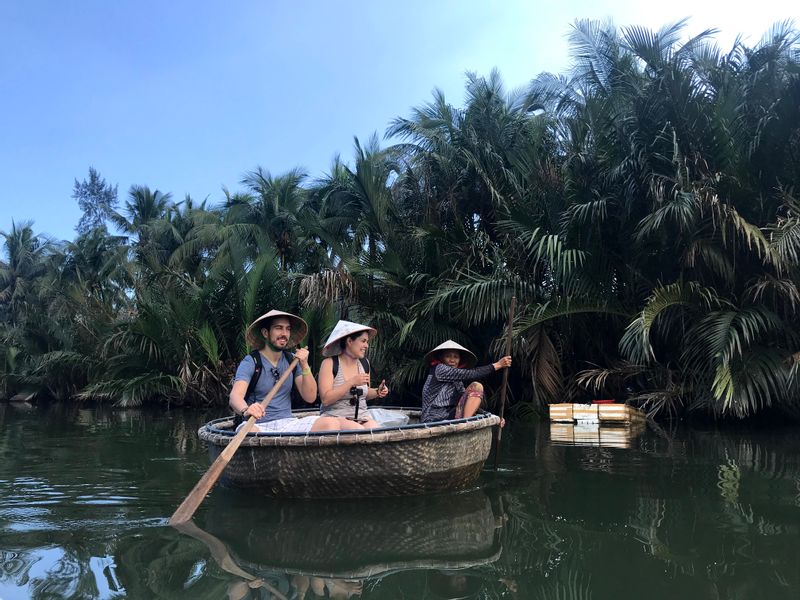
top-left (0, 403), bottom-right (797, 599)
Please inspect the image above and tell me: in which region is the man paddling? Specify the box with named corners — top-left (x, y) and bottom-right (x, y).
top-left (229, 310), bottom-right (347, 433)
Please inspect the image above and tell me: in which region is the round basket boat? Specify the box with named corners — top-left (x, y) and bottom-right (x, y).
top-left (198, 408), bottom-right (500, 498)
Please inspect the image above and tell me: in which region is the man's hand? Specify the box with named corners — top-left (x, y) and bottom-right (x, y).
top-left (243, 403), bottom-right (265, 420)
top-left (295, 347), bottom-right (310, 367)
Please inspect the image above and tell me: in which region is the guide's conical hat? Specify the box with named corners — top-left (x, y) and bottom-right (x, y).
top-left (322, 320), bottom-right (377, 357)
top-left (424, 340), bottom-right (477, 368)
top-left (246, 310), bottom-right (308, 348)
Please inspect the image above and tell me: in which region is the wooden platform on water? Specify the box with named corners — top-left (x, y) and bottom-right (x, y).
top-left (548, 403), bottom-right (646, 424)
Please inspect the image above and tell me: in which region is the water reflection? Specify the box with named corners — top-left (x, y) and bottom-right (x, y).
top-left (1, 406), bottom-right (799, 599)
top-left (109, 489), bottom-right (505, 598)
top-left (549, 421), bottom-right (646, 448)
top-left (203, 489), bottom-right (502, 578)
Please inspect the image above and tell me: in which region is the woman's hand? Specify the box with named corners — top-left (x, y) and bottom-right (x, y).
top-left (376, 380), bottom-right (389, 398)
top-left (493, 355), bottom-right (512, 370)
top-left (348, 373), bottom-right (371, 388)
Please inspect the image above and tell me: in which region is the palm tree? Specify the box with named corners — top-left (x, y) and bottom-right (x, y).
top-left (524, 20), bottom-right (800, 417)
top-left (0, 221), bottom-right (52, 326)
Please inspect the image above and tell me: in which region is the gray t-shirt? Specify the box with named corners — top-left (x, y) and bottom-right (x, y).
top-left (234, 352), bottom-right (301, 422)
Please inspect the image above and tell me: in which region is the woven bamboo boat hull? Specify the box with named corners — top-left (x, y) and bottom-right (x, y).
top-left (198, 409), bottom-right (500, 498)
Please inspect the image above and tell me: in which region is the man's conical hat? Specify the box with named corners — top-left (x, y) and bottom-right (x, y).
top-left (246, 310), bottom-right (308, 348)
top-left (427, 570), bottom-right (484, 599)
top-left (322, 320), bottom-right (377, 357)
top-left (424, 340), bottom-right (477, 368)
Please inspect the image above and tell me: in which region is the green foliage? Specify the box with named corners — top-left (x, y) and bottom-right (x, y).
top-left (2, 19), bottom-right (800, 420)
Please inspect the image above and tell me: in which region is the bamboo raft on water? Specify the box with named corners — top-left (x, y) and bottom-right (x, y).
top-left (198, 407), bottom-right (500, 498)
top-left (548, 402), bottom-right (646, 448)
top-left (548, 402), bottom-right (646, 424)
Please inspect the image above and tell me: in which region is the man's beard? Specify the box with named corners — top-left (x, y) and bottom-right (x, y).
top-left (267, 337), bottom-right (289, 351)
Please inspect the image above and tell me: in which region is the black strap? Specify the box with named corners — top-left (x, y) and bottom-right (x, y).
top-left (331, 355), bottom-right (370, 378)
top-left (244, 350), bottom-right (262, 404)
top-left (244, 350), bottom-right (296, 404)
top-left (234, 350), bottom-right (296, 425)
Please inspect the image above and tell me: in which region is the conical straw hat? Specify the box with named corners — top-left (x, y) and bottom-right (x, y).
top-left (246, 310), bottom-right (308, 348)
top-left (427, 570), bottom-right (483, 599)
top-left (322, 320), bottom-right (377, 357)
top-left (424, 340), bottom-right (477, 368)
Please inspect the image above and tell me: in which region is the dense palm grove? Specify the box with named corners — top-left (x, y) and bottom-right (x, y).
top-left (2, 21), bottom-right (800, 419)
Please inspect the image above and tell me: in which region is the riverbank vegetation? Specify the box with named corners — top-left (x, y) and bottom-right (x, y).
top-left (2, 20), bottom-right (799, 420)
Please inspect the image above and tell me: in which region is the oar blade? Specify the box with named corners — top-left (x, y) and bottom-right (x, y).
top-left (169, 453), bottom-right (231, 525)
top-left (167, 357), bottom-right (300, 524)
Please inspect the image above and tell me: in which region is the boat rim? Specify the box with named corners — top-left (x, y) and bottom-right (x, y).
top-left (202, 406), bottom-right (499, 439)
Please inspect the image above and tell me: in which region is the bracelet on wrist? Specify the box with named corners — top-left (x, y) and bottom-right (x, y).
top-left (301, 366), bottom-right (312, 375)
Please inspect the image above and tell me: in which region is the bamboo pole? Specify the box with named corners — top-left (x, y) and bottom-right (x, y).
top-left (493, 296), bottom-right (516, 470)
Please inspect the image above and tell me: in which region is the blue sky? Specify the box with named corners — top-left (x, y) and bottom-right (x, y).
top-left (0, 0), bottom-right (794, 241)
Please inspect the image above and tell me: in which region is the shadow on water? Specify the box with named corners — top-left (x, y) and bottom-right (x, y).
top-left (0, 403), bottom-right (799, 599)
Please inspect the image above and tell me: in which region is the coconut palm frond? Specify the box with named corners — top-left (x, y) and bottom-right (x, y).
top-left (712, 348), bottom-right (790, 416)
top-left (78, 373), bottom-right (185, 407)
top-left (414, 271), bottom-right (527, 326)
top-left (744, 275), bottom-right (800, 313)
top-left (518, 324), bottom-right (563, 407)
top-left (195, 323), bottom-right (220, 366)
top-left (722, 205), bottom-right (780, 267)
top-left (519, 299), bottom-right (629, 331)
top-left (683, 239), bottom-right (736, 285)
top-left (620, 281), bottom-right (725, 364)
top-left (634, 191), bottom-right (698, 241)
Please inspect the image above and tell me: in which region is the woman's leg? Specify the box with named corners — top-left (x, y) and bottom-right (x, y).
top-left (336, 417), bottom-right (365, 430)
top-left (359, 418), bottom-right (381, 429)
top-left (310, 416), bottom-right (364, 432)
top-left (461, 382), bottom-right (484, 418)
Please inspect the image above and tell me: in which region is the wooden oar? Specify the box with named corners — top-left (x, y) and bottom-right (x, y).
top-left (493, 295), bottom-right (516, 470)
top-left (172, 520), bottom-right (289, 600)
top-left (169, 357), bottom-right (300, 525)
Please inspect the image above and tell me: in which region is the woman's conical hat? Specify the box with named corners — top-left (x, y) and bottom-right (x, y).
top-left (425, 340), bottom-right (477, 368)
top-left (246, 310), bottom-right (308, 348)
top-left (322, 320), bottom-right (377, 357)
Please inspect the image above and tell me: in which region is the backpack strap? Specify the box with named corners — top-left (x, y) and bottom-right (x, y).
top-left (244, 350), bottom-right (263, 405)
top-left (234, 350), bottom-right (263, 427)
top-left (332, 355), bottom-right (369, 378)
top-left (247, 350), bottom-right (295, 402)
